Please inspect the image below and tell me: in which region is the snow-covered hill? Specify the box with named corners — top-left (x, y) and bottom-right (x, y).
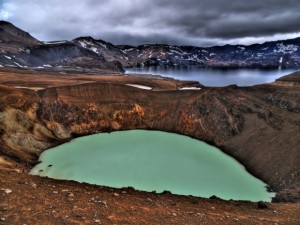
top-left (0, 21), bottom-right (299, 71)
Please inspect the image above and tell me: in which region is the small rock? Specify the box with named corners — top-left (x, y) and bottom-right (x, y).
top-left (99, 200), bottom-right (108, 207)
top-left (4, 189), bottom-right (12, 194)
top-left (95, 219), bottom-right (101, 224)
top-left (1, 218), bottom-right (5, 221)
top-left (52, 191), bottom-right (58, 194)
top-left (121, 191), bottom-right (126, 194)
top-left (74, 206), bottom-right (78, 209)
top-left (31, 183), bottom-right (37, 188)
top-left (235, 218), bottom-right (239, 222)
top-left (172, 213), bottom-right (177, 216)
top-left (68, 193), bottom-right (74, 198)
top-left (209, 195), bottom-right (221, 200)
top-left (273, 210), bottom-right (277, 214)
top-left (211, 207), bottom-right (215, 210)
top-left (113, 193), bottom-right (119, 197)
top-left (257, 201), bottom-right (269, 209)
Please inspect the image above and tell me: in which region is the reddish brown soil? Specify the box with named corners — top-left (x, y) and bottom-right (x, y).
top-left (1, 167), bottom-right (299, 225)
top-left (0, 68), bottom-right (199, 91)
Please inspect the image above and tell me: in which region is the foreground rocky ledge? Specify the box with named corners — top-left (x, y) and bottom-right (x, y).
top-left (0, 168), bottom-right (299, 225)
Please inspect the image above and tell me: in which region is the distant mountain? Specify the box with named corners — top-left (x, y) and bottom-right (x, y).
top-left (0, 22), bottom-right (123, 73)
top-left (0, 21), bottom-right (41, 52)
top-left (0, 21), bottom-right (299, 72)
top-left (73, 36), bottom-right (133, 67)
top-left (65, 36), bottom-right (300, 69)
top-left (116, 38), bottom-right (300, 69)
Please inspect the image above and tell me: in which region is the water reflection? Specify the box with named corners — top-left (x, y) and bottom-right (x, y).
top-left (126, 67), bottom-right (298, 86)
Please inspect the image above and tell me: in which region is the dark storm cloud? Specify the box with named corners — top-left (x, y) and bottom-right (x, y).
top-left (1, 0), bottom-right (300, 46)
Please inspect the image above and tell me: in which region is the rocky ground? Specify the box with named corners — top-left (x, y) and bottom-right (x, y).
top-left (0, 68), bottom-right (299, 224)
top-left (1, 168), bottom-right (300, 225)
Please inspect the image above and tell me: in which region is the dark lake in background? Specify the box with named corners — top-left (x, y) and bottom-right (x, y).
top-left (126, 67), bottom-right (298, 86)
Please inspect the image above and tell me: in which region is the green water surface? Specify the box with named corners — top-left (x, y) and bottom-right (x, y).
top-left (30, 130), bottom-right (274, 201)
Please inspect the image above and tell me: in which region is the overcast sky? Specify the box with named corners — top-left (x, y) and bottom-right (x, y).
top-left (1, 0), bottom-right (300, 47)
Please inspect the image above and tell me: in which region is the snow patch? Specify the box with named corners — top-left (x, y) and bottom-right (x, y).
top-left (123, 48), bottom-right (134, 52)
top-left (274, 43), bottom-right (298, 53)
top-left (179, 87), bottom-right (201, 90)
top-left (126, 84), bottom-right (152, 90)
top-left (97, 42), bottom-right (108, 50)
top-left (13, 62), bottom-right (23, 67)
top-left (4, 55), bottom-right (11, 59)
top-left (170, 49), bottom-right (183, 55)
top-left (78, 41), bottom-right (87, 48)
top-left (279, 57), bottom-right (283, 64)
top-left (44, 41), bottom-right (67, 45)
top-left (91, 47), bottom-right (99, 53)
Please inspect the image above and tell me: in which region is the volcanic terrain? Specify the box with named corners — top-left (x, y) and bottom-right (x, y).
top-left (0, 21), bottom-right (299, 224)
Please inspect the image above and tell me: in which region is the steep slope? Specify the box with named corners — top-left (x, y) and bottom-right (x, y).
top-left (0, 41), bottom-right (124, 72)
top-left (73, 36), bottom-right (132, 67)
top-left (0, 21), bottom-right (124, 73)
top-left (0, 21), bottom-right (41, 52)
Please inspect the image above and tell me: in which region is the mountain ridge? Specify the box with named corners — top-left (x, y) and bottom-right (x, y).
top-left (0, 21), bottom-right (299, 72)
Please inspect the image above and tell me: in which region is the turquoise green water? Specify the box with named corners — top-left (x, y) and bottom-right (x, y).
top-left (30, 130), bottom-right (274, 201)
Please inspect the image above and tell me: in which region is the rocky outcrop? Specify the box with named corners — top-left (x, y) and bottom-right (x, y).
top-left (73, 36), bottom-right (133, 67)
top-left (274, 71), bottom-right (300, 87)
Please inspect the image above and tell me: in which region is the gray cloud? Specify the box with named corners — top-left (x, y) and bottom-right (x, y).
top-left (1, 0), bottom-right (300, 46)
